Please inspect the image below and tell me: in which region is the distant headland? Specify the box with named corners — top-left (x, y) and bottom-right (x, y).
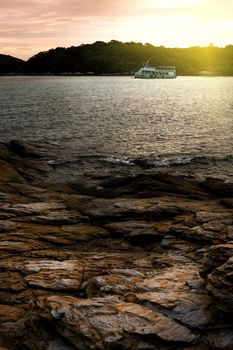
top-left (1, 40), bottom-right (233, 76)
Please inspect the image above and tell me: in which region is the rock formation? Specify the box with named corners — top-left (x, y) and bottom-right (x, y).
top-left (0, 141), bottom-right (232, 349)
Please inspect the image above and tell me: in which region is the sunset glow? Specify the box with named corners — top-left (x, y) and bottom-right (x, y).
top-left (0, 0), bottom-right (232, 59)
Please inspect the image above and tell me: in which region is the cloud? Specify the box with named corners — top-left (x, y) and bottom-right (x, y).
top-left (0, 0), bottom-right (232, 59)
top-left (0, 0), bottom-right (136, 58)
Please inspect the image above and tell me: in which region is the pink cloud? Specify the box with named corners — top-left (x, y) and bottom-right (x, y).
top-left (0, 0), bottom-right (232, 59)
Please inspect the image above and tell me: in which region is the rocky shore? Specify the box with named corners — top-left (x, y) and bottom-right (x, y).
top-left (0, 140), bottom-right (233, 350)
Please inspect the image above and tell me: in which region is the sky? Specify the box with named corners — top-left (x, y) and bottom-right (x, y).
top-left (0, 0), bottom-right (233, 60)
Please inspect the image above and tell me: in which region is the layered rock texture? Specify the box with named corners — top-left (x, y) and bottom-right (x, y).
top-left (0, 141), bottom-right (232, 350)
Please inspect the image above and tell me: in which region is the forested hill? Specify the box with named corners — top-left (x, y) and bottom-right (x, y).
top-left (0, 54), bottom-right (25, 74)
top-left (1, 41), bottom-right (233, 75)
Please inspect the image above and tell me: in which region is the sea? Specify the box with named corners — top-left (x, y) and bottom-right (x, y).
top-left (1, 75), bottom-right (233, 180)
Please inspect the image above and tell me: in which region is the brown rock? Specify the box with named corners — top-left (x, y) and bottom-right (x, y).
top-left (0, 305), bottom-right (28, 344)
top-left (207, 256), bottom-right (233, 313)
top-left (105, 220), bottom-right (167, 245)
top-left (86, 266), bottom-right (213, 329)
top-left (205, 329), bottom-right (233, 350)
top-left (203, 243), bottom-right (233, 273)
top-left (78, 197), bottom-right (188, 221)
top-left (195, 211), bottom-right (232, 223)
top-left (0, 141), bottom-right (232, 349)
top-left (0, 272), bottom-right (26, 291)
top-left (0, 201), bottom-right (65, 216)
top-left (35, 295), bottom-right (199, 348)
top-left (8, 140), bottom-right (47, 158)
top-left (0, 160), bottom-right (23, 183)
top-left (135, 291), bottom-right (213, 328)
top-left (201, 178), bottom-right (233, 198)
top-left (0, 305), bottom-right (24, 322)
top-left (170, 221), bottom-right (228, 244)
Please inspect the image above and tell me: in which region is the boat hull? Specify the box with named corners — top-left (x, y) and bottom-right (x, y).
top-left (134, 75), bottom-right (176, 79)
top-left (134, 65), bottom-right (177, 79)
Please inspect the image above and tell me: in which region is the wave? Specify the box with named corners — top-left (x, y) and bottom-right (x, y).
top-left (47, 153), bottom-right (233, 168)
top-left (45, 152), bottom-right (233, 180)
top-left (102, 156), bottom-right (135, 166)
top-left (100, 154), bottom-right (233, 168)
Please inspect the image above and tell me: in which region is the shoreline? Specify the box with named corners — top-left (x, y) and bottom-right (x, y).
top-left (1, 73), bottom-right (233, 77)
top-left (0, 140), bottom-right (233, 350)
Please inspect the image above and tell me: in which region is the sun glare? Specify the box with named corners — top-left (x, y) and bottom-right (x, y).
top-left (144, 0), bottom-right (203, 9)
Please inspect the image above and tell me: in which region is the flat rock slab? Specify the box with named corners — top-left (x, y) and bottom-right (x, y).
top-left (86, 266), bottom-right (213, 329)
top-left (78, 197), bottom-right (189, 220)
top-left (36, 295), bottom-right (199, 348)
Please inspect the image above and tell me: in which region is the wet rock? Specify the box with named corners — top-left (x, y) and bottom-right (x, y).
top-left (70, 173), bottom-right (207, 199)
top-left (8, 140), bottom-right (47, 159)
top-left (0, 160), bottom-right (23, 183)
top-left (201, 178), bottom-right (233, 198)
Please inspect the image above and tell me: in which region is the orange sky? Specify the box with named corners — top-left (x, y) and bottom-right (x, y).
top-left (0, 0), bottom-right (232, 60)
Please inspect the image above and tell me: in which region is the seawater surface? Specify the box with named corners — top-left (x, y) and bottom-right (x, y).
top-left (1, 76), bottom-right (233, 178)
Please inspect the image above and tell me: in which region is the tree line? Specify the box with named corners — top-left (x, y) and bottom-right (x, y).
top-left (1, 40), bottom-right (233, 76)
top-left (0, 54), bottom-right (25, 74)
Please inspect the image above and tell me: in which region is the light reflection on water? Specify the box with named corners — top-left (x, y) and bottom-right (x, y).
top-left (0, 76), bottom-right (233, 159)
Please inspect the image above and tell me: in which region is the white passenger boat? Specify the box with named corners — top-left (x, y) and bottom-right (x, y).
top-left (134, 62), bottom-right (176, 79)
